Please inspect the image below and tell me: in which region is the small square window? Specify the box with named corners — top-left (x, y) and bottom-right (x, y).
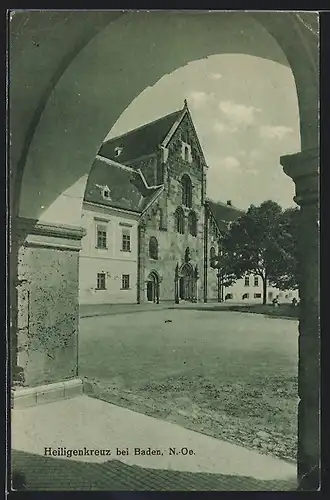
top-left (96, 273), bottom-right (106, 290)
top-left (122, 274), bottom-right (130, 290)
top-left (254, 293), bottom-right (262, 299)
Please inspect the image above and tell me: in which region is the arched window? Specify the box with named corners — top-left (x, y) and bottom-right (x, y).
top-left (174, 207), bottom-right (185, 234)
top-left (149, 237), bottom-right (159, 260)
top-left (210, 246), bottom-right (216, 268)
top-left (181, 174), bottom-right (192, 208)
top-left (158, 208), bottom-right (165, 230)
top-left (188, 211), bottom-right (197, 236)
top-left (184, 146), bottom-right (189, 162)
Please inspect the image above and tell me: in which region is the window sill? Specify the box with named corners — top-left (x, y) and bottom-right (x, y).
top-left (95, 289), bottom-right (107, 291)
top-left (120, 288), bottom-right (131, 291)
top-left (95, 247), bottom-right (108, 250)
top-left (121, 249), bottom-right (131, 253)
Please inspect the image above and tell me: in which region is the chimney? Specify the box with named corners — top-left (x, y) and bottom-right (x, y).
top-left (226, 200), bottom-right (232, 206)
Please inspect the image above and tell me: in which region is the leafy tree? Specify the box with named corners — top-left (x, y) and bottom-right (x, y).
top-left (270, 207), bottom-right (300, 291)
top-left (218, 200), bottom-right (298, 305)
top-left (210, 247), bottom-right (238, 292)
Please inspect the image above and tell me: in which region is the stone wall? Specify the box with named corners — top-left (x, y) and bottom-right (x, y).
top-left (138, 114), bottom-right (207, 302)
top-left (14, 219), bottom-right (84, 388)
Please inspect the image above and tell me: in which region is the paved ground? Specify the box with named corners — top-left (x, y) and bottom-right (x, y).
top-left (79, 309), bottom-right (298, 462)
top-left (11, 395), bottom-right (297, 491)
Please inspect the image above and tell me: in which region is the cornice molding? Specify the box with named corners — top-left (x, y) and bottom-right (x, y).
top-left (13, 217), bottom-right (86, 240)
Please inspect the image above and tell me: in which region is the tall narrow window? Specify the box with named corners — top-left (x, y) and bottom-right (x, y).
top-left (149, 237), bottom-right (159, 260)
top-left (181, 174), bottom-right (192, 208)
top-left (210, 246), bottom-right (216, 267)
top-left (188, 211), bottom-right (197, 236)
top-left (245, 276), bottom-right (250, 287)
top-left (96, 273), bottom-right (106, 290)
top-left (175, 207), bottom-right (185, 234)
top-left (96, 224), bottom-right (107, 249)
top-left (122, 274), bottom-right (130, 290)
top-left (158, 208), bottom-right (165, 230)
top-left (122, 228), bottom-right (131, 252)
top-left (254, 276), bottom-right (259, 287)
top-left (184, 146), bottom-right (189, 162)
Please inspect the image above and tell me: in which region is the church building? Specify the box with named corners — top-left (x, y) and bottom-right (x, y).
top-left (79, 101), bottom-right (297, 305)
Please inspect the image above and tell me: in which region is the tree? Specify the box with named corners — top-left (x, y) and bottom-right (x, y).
top-left (270, 207), bottom-right (300, 291)
top-left (220, 200), bottom-right (298, 305)
top-left (210, 246), bottom-right (238, 297)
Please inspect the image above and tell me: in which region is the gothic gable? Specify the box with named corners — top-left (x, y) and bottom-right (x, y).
top-left (165, 112), bottom-right (206, 179)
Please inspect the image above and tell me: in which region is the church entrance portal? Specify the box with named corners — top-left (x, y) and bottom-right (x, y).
top-left (179, 264), bottom-right (195, 301)
top-left (146, 272), bottom-right (160, 303)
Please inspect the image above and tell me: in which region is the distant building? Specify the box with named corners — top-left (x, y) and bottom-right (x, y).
top-left (79, 101), bottom-right (298, 305)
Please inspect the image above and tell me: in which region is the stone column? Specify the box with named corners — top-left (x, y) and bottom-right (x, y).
top-left (174, 264), bottom-right (179, 304)
top-left (12, 217), bottom-right (86, 389)
top-left (281, 148), bottom-right (320, 491)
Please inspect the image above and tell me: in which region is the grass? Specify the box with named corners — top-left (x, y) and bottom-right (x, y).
top-left (79, 309), bottom-right (298, 462)
top-left (228, 304), bottom-right (299, 320)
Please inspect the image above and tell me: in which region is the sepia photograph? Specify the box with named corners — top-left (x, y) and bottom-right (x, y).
top-left (8, 10), bottom-right (320, 492)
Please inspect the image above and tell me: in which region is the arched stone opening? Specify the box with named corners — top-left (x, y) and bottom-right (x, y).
top-left (146, 271), bottom-right (161, 304)
top-left (178, 263), bottom-right (195, 301)
top-left (10, 11), bottom-right (319, 490)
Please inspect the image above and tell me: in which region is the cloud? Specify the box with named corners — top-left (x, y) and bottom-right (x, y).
top-left (210, 72), bottom-right (223, 80)
top-left (220, 156), bottom-right (241, 170)
top-left (212, 121), bottom-right (238, 134)
top-left (219, 100), bottom-right (261, 126)
top-left (247, 149), bottom-right (263, 164)
top-left (260, 125), bottom-right (293, 140)
top-left (247, 168), bottom-right (259, 176)
top-left (188, 91), bottom-right (209, 109)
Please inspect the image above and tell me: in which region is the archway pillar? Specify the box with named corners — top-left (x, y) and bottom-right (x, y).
top-left (281, 147), bottom-right (320, 491)
top-left (11, 217), bottom-right (86, 404)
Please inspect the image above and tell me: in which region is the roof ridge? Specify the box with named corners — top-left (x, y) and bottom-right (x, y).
top-left (206, 198), bottom-right (245, 212)
top-left (96, 155), bottom-right (135, 173)
top-left (103, 108), bottom-right (183, 145)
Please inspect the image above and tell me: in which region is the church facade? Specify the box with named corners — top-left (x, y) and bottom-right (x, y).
top-left (79, 101), bottom-right (297, 305)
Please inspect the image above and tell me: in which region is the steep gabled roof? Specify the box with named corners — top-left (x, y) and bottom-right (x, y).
top-left (205, 199), bottom-right (244, 233)
top-left (99, 109), bottom-right (184, 163)
top-left (84, 156), bottom-right (162, 213)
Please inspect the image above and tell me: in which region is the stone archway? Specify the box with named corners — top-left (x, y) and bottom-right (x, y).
top-left (178, 263), bottom-right (195, 301)
top-left (10, 11), bottom-right (319, 490)
top-left (146, 271), bottom-right (160, 304)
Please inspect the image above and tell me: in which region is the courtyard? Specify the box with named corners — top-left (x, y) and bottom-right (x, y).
top-left (79, 309), bottom-right (299, 463)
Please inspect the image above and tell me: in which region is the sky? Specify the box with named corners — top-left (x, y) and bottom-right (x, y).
top-left (106, 54), bottom-right (301, 210)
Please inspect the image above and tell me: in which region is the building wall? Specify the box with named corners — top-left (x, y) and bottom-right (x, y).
top-left (139, 114), bottom-right (206, 302)
top-left (224, 276), bottom-right (299, 304)
top-left (79, 203), bottom-right (139, 304)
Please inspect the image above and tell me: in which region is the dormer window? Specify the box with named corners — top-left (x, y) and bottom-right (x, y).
top-left (114, 146), bottom-right (123, 157)
top-left (102, 186), bottom-right (111, 200)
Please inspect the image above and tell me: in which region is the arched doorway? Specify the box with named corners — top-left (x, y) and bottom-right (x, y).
top-left (10, 11), bottom-right (319, 490)
top-left (146, 271), bottom-right (160, 303)
top-left (179, 263), bottom-right (194, 301)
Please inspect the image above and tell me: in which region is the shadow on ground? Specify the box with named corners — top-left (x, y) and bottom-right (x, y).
top-left (11, 449), bottom-right (297, 491)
